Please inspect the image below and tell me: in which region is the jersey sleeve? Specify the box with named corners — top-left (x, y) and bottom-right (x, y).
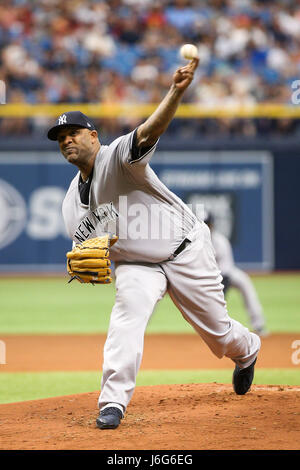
top-left (115, 129), bottom-right (159, 167)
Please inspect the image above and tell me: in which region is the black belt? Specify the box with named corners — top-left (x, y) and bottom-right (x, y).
top-left (168, 238), bottom-right (191, 261)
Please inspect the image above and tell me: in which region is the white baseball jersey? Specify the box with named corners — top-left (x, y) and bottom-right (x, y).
top-left (62, 130), bottom-right (197, 263)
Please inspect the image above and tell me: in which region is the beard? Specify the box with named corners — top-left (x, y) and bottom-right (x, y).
top-left (63, 147), bottom-right (81, 164)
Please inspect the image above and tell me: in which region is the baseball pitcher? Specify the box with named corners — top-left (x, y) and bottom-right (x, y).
top-left (47, 57), bottom-right (260, 430)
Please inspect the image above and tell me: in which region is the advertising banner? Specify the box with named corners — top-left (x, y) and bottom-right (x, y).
top-left (0, 151), bottom-right (274, 271)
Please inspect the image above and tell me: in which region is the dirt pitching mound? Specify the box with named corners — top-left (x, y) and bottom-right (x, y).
top-left (1, 383), bottom-right (300, 450)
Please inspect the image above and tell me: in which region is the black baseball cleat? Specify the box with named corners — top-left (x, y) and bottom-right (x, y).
top-left (96, 407), bottom-right (123, 429)
top-left (232, 358), bottom-right (257, 395)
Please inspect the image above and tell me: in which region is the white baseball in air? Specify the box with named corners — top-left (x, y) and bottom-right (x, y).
top-left (179, 44), bottom-right (198, 60)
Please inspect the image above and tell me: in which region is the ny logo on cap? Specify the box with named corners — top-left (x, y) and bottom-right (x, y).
top-left (58, 114), bottom-right (67, 125)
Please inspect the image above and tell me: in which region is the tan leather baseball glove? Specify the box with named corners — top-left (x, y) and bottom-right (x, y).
top-left (66, 235), bottom-right (118, 284)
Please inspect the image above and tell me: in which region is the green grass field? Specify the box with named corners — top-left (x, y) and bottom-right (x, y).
top-left (0, 274), bottom-right (299, 334)
top-left (0, 274), bottom-right (299, 403)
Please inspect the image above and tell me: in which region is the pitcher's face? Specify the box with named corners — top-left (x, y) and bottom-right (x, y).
top-left (57, 126), bottom-right (98, 166)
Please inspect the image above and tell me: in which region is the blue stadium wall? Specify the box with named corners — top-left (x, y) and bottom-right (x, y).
top-left (0, 135), bottom-right (299, 271)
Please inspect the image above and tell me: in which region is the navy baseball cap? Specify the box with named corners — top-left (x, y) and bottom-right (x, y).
top-left (47, 111), bottom-right (96, 141)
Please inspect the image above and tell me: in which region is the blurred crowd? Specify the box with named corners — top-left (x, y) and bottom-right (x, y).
top-left (1, 0), bottom-right (300, 139)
